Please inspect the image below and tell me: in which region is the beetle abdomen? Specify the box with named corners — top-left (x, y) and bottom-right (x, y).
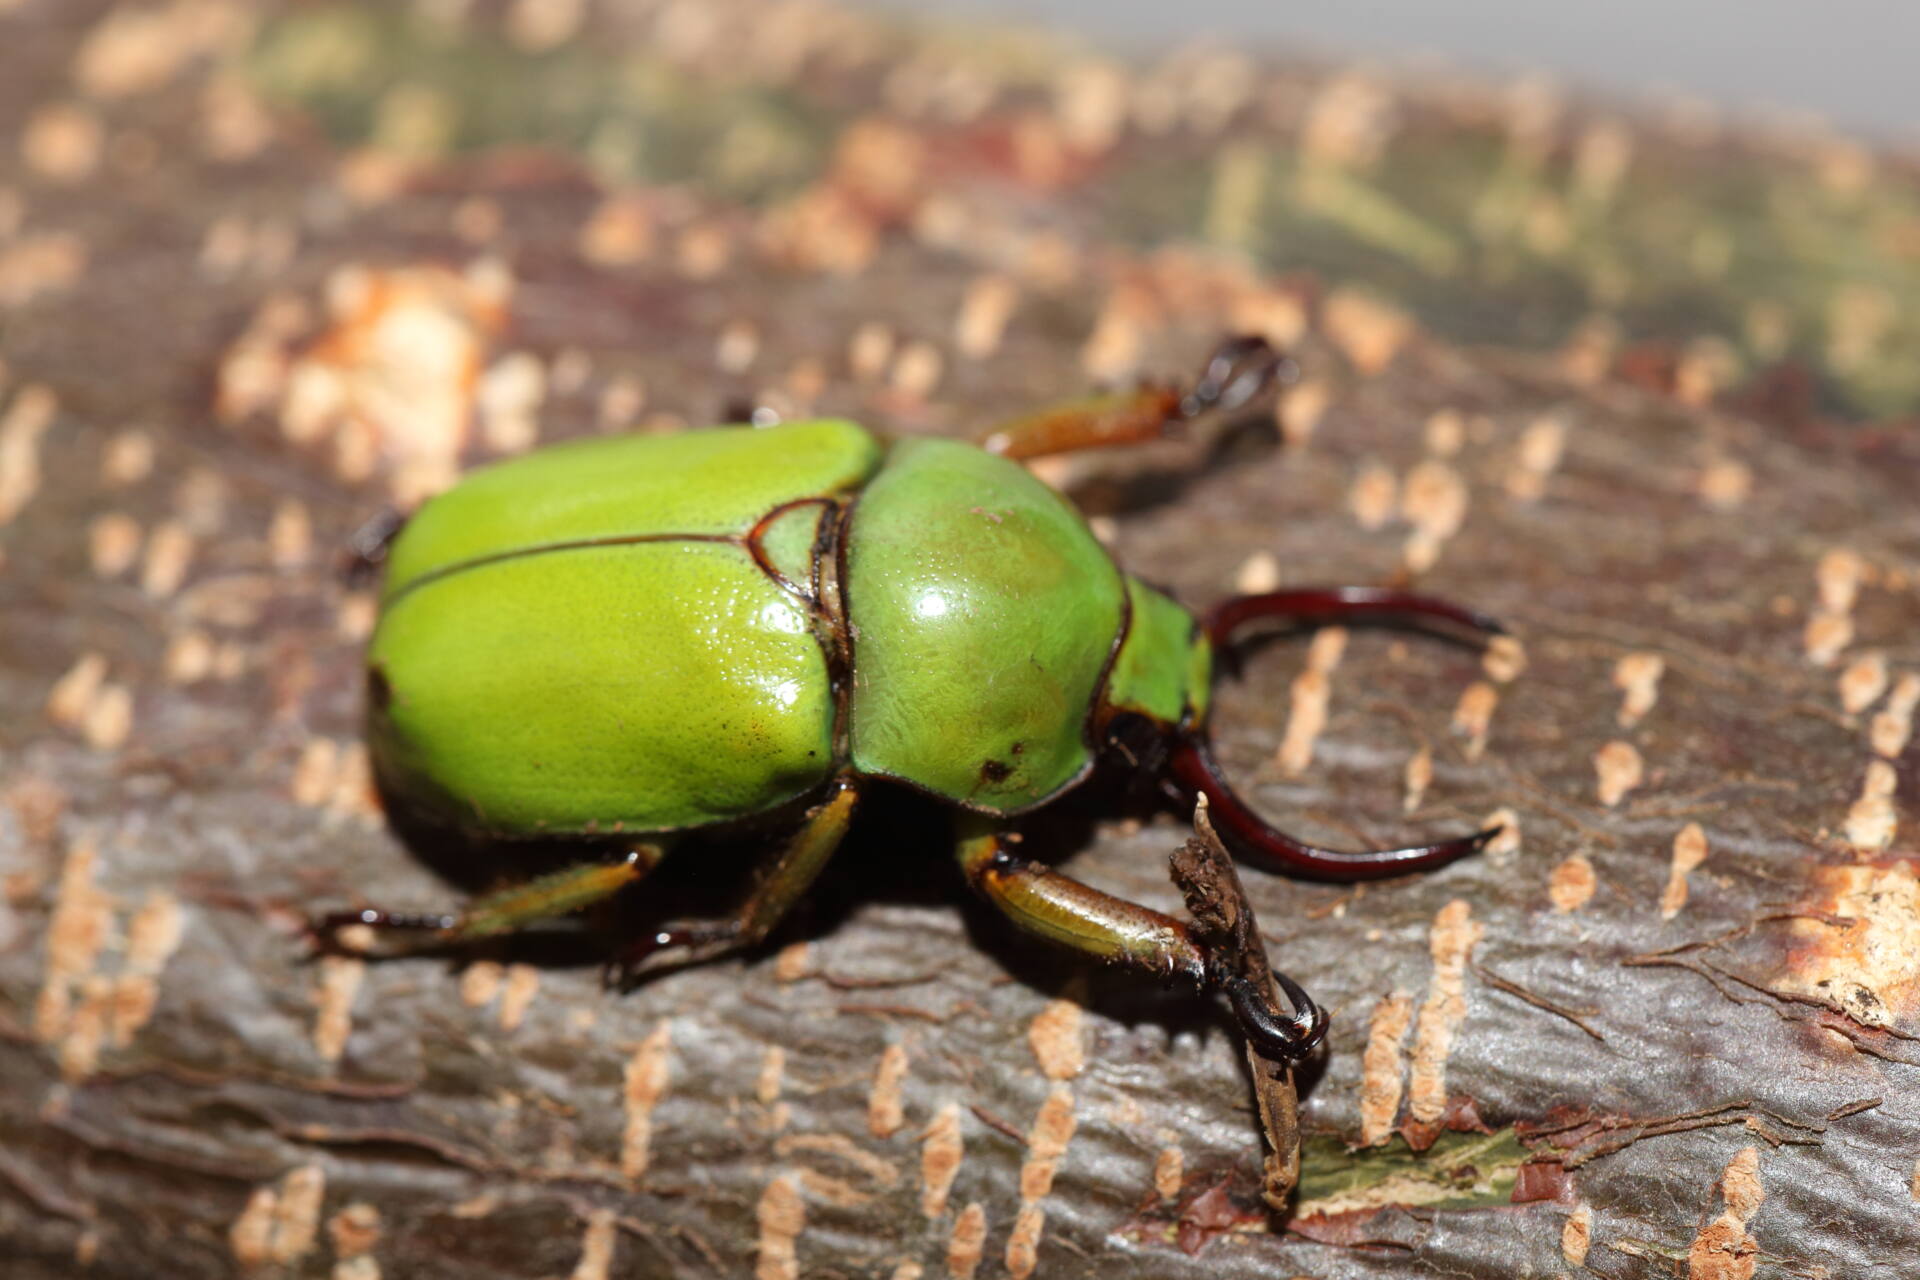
top-left (844, 438), bottom-right (1126, 813)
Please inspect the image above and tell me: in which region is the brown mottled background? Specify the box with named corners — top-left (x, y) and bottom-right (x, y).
top-left (2, 2), bottom-right (1918, 1278)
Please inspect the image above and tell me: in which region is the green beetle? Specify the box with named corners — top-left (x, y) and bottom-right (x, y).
top-left (319, 339), bottom-right (1501, 1058)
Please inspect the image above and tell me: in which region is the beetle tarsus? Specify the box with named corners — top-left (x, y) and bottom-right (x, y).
top-left (1178, 335), bottom-right (1297, 421)
top-left (307, 908), bottom-right (459, 956)
top-left (1222, 971), bottom-right (1327, 1060)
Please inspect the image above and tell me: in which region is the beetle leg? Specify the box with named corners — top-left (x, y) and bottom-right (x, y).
top-left (1170, 734), bottom-right (1501, 881)
top-left (1203, 586), bottom-right (1507, 649)
top-left (1181, 583), bottom-right (1507, 880)
top-left (605, 777), bottom-right (859, 988)
top-left (979, 335), bottom-right (1294, 460)
top-left (310, 841), bottom-right (667, 957)
top-left (955, 818), bottom-right (1327, 1059)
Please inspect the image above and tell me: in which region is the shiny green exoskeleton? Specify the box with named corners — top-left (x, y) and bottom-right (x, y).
top-left (370, 419), bottom-right (1211, 835)
top-left (323, 339), bottom-right (1505, 1061)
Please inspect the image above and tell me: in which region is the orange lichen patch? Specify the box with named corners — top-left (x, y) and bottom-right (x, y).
top-left (1549, 855), bottom-right (1597, 912)
top-left (140, 519), bottom-right (194, 598)
top-left (311, 955), bottom-right (363, 1064)
top-left (946, 1202), bottom-right (987, 1280)
top-left (1504, 414), bottom-right (1566, 501)
top-left (88, 513), bottom-right (142, 577)
top-left (754, 1174), bottom-right (805, 1280)
top-left (1424, 408), bottom-right (1465, 457)
top-left (266, 499), bottom-right (312, 570)
top-left (773, 941), bottom-right (812, 982)
top-left (1562, 1203), bottom-right (1593, 1265)
top-left (757, 1045), bottom-right (786, 1109)
top-left (1019, 1085), bottom-right (1076, 1201)
top-left (1870, 673), bottom-right (1919, 759)
top-left (569, 1207), bottom-right (617, 1280)
top-left (506, 0), bottom-right (584, 51)
top-left (578, 193), bottom-right (657, 266)
top-left (1229, 287), bottom-right (1308, 349)
top-left (920, 1102), bottom-right (963, 1217)
top-left (1277, 377), bottom-right (1332, 447)
top-left (1594, 740), bottom-right (1645, 806)
top-left (0, 383), bottom-right (57, 525)
top-left (1559, 315), bottom-right (1620, 385)
top-left (1402, 746), bottom-right (1432, 813)
top-left (1349, 461), bottom-right (1398, 530)
top-left (1234, 550), bottom-right (1281, 595)
top-left (1401, 460), bottom-right (1468, 572)
top-left (497, 964), bottom-right (538, 1032)
top-left (1803, 611), bottom-right (1853, 668)
top-left (229, 1186), bottom-right (278, 1267)
top-left (327, 1202), bottom-right (382, 1259)
top-left (758, 187), bottom-right (876, 275)
top-left (1688, 1147), bottom-right (1762, 1280)
top-left (869, 1042), bottom-right (910, 1138)
top-left (1662, 823), bottom-right (1710, 920)
top-left (1838, 652), bottom-right (1889, 715)
top-left (23, 103), bottom-right (103, 182)
top-left (890, 340), bottom-right (945, 401)
top-left (1816, 548), bottom-right (1864, 614)
top-left (100, 428), bottom-right (155, 487)
top-left (111, 890), bottom-right (183, 1047)
top-left (458, 960), bottom-right (502, 1008)
top-left (477, 351), bottom-right (546, 454)
top-left (1407, 900), bottom-right (1482, 1125)
top-left (1080, 289), bottom-right (1151, 383)
top-left (0, 233), bottom-right (86, 307)
top-left (1695, 456), bottom-right (1753, 510)
top-left (1483, 807), bottom-right (1522, 858)
top-left (1277, 628), bottom-right (1346, 775)
top-left (1613, 652), bottom-right (1665, 727)
top-left (954, 275), bottom-right (1018, 359)
top-left (34, 838), bottom-right (114, 1044)
top-left (1322, 288), bottom-right (1413, 374)
top-left (72, 2), bottom-right (253, 99)
top-left (292, 738), bottom-right (342, 809)
top-left (621, 1021), bottom-right (673, 1180)
top-left (1783, 858), bottom-right (1920, 1026)
top-left (1152, 1145), bottom-right (1184, 1201)
top-left (46, 652), bottom-right (110, 733)
top-left (58, 974), bottom-right (112, 1080)
top-left (234, 1165), bottom-right (327, 1268)
top-left (1483, 635), bottom-right (1527, 684)
top-left (1844, 761), bottom-right (1898, 854)
top-left (278, 262), bottom-right (510, 502)
top-left (1004, 1202), bottom-right (1045, 1279)
top-left (1027, 999), bottom-right (1084, 1080)
top-left (82, 684), bottom-right (132, 751)
top-left (1358, 992), bottom-right (1413, 1145)
top-left (1451, 681), bottom-right (1498, 761)
top-left (4, 774), bottom-right (66, 845)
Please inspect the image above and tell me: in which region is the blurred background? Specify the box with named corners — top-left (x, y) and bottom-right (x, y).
top-left (868, 0), bottom-right (1920, 138)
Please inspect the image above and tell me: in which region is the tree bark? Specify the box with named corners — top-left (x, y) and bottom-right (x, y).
top-left (3, 3), bottom-right (1918, 1278)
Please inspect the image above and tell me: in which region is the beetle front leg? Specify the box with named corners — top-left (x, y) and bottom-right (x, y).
top-left (955, 818), bottom-right (1325, 1059)
top-left (311, 841), bottom-right (667, 958)
top-left (605, 777), bottom-right (859, 987)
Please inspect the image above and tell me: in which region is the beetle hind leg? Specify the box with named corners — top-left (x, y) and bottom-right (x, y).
top-left (310, 841), bottom-right (666, 958)
top-left (604, 777), bottom-right (859, 988)
top-left (956, 817), bottom-right (1326, 1059)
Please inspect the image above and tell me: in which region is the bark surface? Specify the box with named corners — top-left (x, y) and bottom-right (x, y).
top-left (3, 3), bottom-right (1918, 1277)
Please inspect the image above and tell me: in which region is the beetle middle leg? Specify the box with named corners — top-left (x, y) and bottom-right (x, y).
top-left (604, 777), bottom-right (860, 987)
top-left (979, 335), bottom-right (1294, 461)
top-left (955, 817), bottom-right (1325, 1059)
top-left (311, 841), bottom-right (667, 957)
